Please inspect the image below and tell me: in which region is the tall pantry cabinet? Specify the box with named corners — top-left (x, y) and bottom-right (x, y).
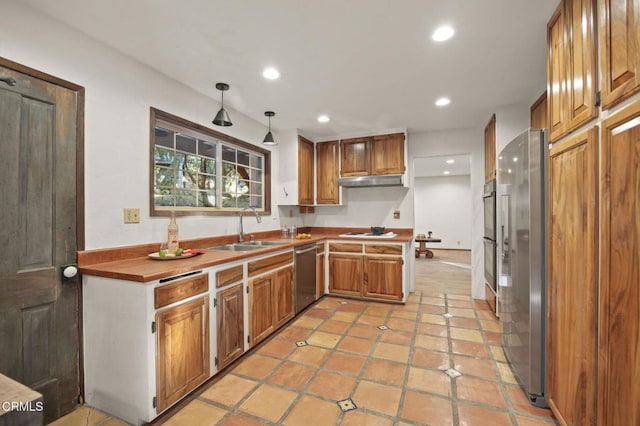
top-left (545, 0), bottom-right (640, 425)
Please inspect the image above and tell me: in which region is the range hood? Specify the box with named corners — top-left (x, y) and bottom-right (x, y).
top-left (338, 175), bottom-right (404, 187)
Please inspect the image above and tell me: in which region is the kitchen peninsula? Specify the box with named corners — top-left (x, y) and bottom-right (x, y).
top-left (79, 228), bottom-right (412, 424)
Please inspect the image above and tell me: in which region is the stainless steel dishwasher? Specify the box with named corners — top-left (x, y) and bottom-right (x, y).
top-left (294, 243), bottom-right (317, 314)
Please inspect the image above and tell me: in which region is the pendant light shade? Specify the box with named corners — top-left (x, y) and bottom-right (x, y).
top-left (262, 111), bottom-right (277, 145)
top-left (212, 82), bottom-right (232, 126)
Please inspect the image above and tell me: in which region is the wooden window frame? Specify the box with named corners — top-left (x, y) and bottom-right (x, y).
top-left (149, 107), bottom-right (271, 216)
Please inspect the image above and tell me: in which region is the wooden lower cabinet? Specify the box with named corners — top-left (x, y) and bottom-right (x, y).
top-left (216, 284), bottom-right (244, 370)
top-left (363, 256), bottom-right (403, 301)
top-left (329, 250), bottom-right (403, 301)
top-left (599, 101), bottom-right (640, 426)
top-left (328, 253), bottom-right (363, 296)
top-left (249, 275), bottom-right (275, 346)
top-left (274, 266), bottom-right (295, 328)
top-left (547, 127), bottom-right (598, 425)
top-left (156, 296), bottom-right (210, 413)
top-left (249, 265), bottom-right (294, 346)
top-left (317, 251), bottom-right (325, 298)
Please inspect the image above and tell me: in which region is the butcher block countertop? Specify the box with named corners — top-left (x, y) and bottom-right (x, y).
top-left (78, 228), bottom-right (413, 283)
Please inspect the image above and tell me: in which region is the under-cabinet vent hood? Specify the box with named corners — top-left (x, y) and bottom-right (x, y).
top-left (338, 175), bottom-right (404, 187)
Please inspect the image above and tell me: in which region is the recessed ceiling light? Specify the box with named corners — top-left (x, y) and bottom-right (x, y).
top-left (443, 171), bottom-right (450, 175)
top-left (446, 159), bottom-right (455, 164)
top-left (317, 115), bottom-right (330, 123)
top-left (262, 67), bottom-right (280, 80)
top-left (435, 97), bottom-right (451, 107)
top-left (513, 157), bottom-right (518, 162)
top-left (432, 25), bottom-right (455, 42)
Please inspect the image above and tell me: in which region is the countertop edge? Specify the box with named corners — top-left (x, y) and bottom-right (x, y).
top-left (79, 233), bottom-right (413, 283)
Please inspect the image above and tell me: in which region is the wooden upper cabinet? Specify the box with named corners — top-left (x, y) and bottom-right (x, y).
top-left (316, 140), bottom-right (340, 204)
top-left (484, 114), bottom-right (496, 182)
top-left (371, 133), bottom-right (405, 175)
top-left (530, 91), bottom-right (548, 129)
top-left (599, 100), bottom-right (640, 426)
top-left (340, 133), bottom-right (405, 177)
top-left (547, 4), bottom-right (567, 142)
top-left (547, 0), bottom-right (598, 142)
top-left (297, 136), bottom-right (314, 205)
top-left (547, 127), bottom-right (599, 426)
top-left (564, 0), bottom-right (598, 130)
top-left (599, 0), bottom-right (640, 109)
top-left (340, 137), bottom-right (371, 177)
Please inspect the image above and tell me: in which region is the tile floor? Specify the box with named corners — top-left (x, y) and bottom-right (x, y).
top-left (54, 291), bottom-right (559, 425)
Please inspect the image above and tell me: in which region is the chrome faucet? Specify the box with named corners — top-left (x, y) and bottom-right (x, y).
top-left (239, 206), bottom-right (262, 242)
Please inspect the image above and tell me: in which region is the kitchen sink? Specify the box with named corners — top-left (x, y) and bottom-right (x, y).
top-left (204, 241), bottom-right (286, 251)
top-left (237, 241), bottom-right (286, 246)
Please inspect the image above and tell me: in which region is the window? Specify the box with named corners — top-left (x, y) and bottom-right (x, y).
top-left (150, 108), bottom-right (271, 216)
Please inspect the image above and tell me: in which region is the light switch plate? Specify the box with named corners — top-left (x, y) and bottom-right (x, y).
top-left (123, 208), bottom-right (140, 223)
top-left (393, 210), bottom-right (400, 219)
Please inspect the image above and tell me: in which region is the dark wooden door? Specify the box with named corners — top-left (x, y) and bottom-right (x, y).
top-left (340, 137), bottom-right (371, 176)
top-left (0, 61), bottom-right (81, 423)
top-left (315, 140), bottom-right (339, 204)
top-left (297, 136), bottom-right (314, 205)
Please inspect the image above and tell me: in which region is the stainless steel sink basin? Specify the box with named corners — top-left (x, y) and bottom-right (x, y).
top-left (205, 244), bottom-right (263, 252)
top-left (204, 241), bottom-right (286, 251)
top-left (238, 241), bottom-right (286, 246)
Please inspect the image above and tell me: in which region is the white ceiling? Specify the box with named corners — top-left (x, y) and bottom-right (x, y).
top-left (22, 0), bottom-right (557, 140)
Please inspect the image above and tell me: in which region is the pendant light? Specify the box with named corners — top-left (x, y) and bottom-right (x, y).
top-left (262, 111), bottom-right (277, 145)
top-left (212, 82), bottom-right (232, 126)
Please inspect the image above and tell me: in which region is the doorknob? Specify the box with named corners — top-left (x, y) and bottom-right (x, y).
top-left (62, 265), bottom-right (78, 279)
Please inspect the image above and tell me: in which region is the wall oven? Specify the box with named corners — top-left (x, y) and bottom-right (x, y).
top-left (483, 180), bottom-right (496, 241)
top-left (483, 180), bottom-right (497, 314)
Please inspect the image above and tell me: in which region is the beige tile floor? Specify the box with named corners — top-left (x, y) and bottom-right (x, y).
top-left (52, 251), bottom-right (559, 425)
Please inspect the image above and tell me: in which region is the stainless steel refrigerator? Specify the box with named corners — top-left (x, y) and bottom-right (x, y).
top-left (497, 129), bottom-right (548, 408)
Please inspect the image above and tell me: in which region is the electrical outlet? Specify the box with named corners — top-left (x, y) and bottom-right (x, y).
top-left (457, 241), bottom-right (461, 246)
top-left (393, 210), bottom-right (400, 219)
top-left (123, 208), bottom-right (140, 224)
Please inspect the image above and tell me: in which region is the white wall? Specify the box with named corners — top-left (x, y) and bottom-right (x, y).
top-left (408, 128), bottom-right (485, 299)
top-left (495, 102), bottom-right (530, 154)
top-left (414, 175), bottom-right (471, 250)
top-left (0, 2), bottom-right (282, 249)
top-left (301, 186), bottom-right (412, 229)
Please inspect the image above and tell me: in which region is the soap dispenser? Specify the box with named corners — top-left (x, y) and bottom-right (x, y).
top-left (167, 212), bottom-right (179, 252)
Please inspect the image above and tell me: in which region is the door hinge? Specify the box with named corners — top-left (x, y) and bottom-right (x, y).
top-left (152, 396), bottom-right (157, 408)
top-left (214, 297), bottom-right (217, 308)
top-left (247, 335), bottom-right (250, 344)
top-left (595, 91), bottom-right (601, 107)
top-left (246, 286), bottom-right (249, 294)
top-left (215, 356), bottom-right (218, 368)
top-left (402, 259), bottom-right (404, 265)
top-left (151, 321), bottom-right (156, 333)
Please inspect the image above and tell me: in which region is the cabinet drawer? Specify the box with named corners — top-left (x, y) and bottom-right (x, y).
top-left (365, 244), bottom-right (402, 255)
top-left (329, 242), bottom-right (363, 253)
top-left (216, 265), bottom-right (244, 288)
top-left (248, 252), bottom-right (294, 277)
top-left (155, 273), bottom-right (209, 309)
